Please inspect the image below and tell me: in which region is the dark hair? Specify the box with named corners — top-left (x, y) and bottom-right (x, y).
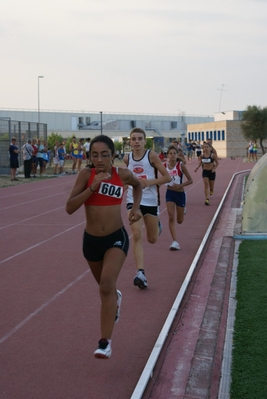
top-left (88, 135), bottom-right (115, 168)
top-left (129, 127), bottom-right (146, 139)
top-left (89, 135), bottom-right (115, 154)
top-left (167, 145), bottom-right (178, 154)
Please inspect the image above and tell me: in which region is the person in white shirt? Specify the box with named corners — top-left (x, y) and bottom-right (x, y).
top-left (84, 138), bottom-right (91, 166)
top-left (22, 139), bottom-right (34, 178)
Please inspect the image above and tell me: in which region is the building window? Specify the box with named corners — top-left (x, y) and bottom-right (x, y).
top-left (78, 117), bottom-right (84, 129)
top-left (210, 131), bottom-right (213, 140)
top-left (188, 132), bottom-right (191, 140)
top-left (202, 132), bottom-right (204, 141)
top-left (86, 117), bottom-right (90, 125)
top-left (214, 131), bottom-right (217, 140)
top-left (198, 132), bottom-right (200, 141)
top-left (206, 131), bottom-right (209, 140)
top-left (195, 132), bottom-right (197, 141)
top-left (218, 130), bottom-right (221, 140)
top-left (222, 130), bottom-right (225, 140)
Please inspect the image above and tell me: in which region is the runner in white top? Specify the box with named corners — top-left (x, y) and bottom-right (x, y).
top-left (164, 145), bottom-right (193, 250)
top-left (127, 150), bottom-right (158, 206)
top-left (124, 128), bottom-right (171, 289)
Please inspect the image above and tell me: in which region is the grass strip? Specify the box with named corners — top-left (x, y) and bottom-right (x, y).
top-left (230, 240), bottom-right (267, 399)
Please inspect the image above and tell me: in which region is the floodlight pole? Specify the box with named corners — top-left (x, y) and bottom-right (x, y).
top-left (100, 111), bottom-right (103, 135)
top-left (38, 76), bottom-right (44, 124)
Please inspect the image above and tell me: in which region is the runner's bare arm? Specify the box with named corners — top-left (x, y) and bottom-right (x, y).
top-left (195, 156), bottom-right (203, 172)
top-left (119, 168), bottom-right (142, 224)
top-left (140, 150), bottom-right (171, 187)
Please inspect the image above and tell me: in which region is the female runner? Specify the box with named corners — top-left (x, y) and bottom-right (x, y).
top-left (194, 142), bottom-right (219, 205)
top-left (66, 135), bottom-right (142, 359)
top-left (164, 145), bottom-right (193, 250)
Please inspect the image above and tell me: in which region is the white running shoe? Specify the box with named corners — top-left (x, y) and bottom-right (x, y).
top-left (158, 220), bottom-right (163, 236)
top-left (115, 290), bottom-right (122, 323)
top-left (94, 339), bottom-right (112, 359)
top-left (169, 241), bottom-right (180, 250)
top-left (133, 270), bottom-right (148, 289)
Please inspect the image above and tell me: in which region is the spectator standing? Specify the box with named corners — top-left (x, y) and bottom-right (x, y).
top-left (36, 139), bottom-right (44, 176)
top-left (22, 139), bottom-right (34, 178)
top-left (9, 137), bottom-right (20, 181)
top-left (58, 142), bottom-right (66, 174)
top-left (84, 138), bottom-right (91, 166)
top-left (31, 139), bottom-right (38, 177)
top-left (42, 140), bottom-right (49, 174)
top-left (186, 140), bottom-right (193, 163)
top-left (69, 136), bottom-right (79, 174)
top-left (253, 141), bottom-right (258, 161)
top-left (247, 140), bottom-right (254, 161)
top-left (53, 141), bottom-right (60, 175)
top-left (77, 138), bottom-right (85, 173)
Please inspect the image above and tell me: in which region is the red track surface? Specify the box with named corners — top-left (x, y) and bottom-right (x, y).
top-left (0, 158), bottom-right (252, 399)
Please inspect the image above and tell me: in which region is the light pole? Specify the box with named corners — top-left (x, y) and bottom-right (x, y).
top-left (38, 76), bottom-right (44, 124)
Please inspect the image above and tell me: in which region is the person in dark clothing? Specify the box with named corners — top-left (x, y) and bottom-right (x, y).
top-left (9, 137), bottom-right (20, 181)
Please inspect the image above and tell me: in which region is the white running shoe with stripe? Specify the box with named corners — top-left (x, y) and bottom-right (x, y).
top-left (115, 290), bottom-right (122, 323)
top-left (94, 339), bottom-right (112, 359)
top-left (169, 241), bottom-right (180, 250)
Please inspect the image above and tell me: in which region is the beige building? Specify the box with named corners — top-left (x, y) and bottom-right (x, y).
top-left (187, 110), bottom-right (266, 158)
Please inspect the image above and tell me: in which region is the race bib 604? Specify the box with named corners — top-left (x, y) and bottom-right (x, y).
top-left (99, 182), bottom-right (123, 198)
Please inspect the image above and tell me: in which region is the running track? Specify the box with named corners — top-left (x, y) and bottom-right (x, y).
top-left (0, 158), bottom-right (253, 399)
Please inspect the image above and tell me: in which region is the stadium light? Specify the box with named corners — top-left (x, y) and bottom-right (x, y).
top-left (38, 76), bottom-right (44, 124)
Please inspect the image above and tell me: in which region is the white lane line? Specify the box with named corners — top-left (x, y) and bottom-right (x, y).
top-left (0, 192), bottom-right (68, 211)
top-left (0, 180), bottom-right (74, 199)
top-left (0, 178), bottom-right (203, 345)
top-left (130, 169), bottom-right (251, 399)
top-left (0, 222), bottom-right (85, 265)
top-left (0, 205), bottom-right (65, 230)
top-left (0, 269), bottom-right (89, 345)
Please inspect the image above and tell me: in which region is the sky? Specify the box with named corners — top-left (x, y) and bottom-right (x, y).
top-left (1, 0), bottom-right (267, 117)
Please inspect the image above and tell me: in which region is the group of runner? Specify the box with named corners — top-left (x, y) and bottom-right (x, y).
top-left (66, 128), bottom-right (220, 359)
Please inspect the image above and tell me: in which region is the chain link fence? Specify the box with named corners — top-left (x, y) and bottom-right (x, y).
top-left (0, 117), bottom-right (47, 174)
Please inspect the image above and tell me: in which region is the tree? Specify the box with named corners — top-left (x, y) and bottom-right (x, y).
top-left (114, 140), bottom-right (123, 156)
top-left (145, 138), bottom-right (153, 150)
top-left (48, 132), bottom-right (64, 152)
top-left (241, 105), bottom-right (267, 154)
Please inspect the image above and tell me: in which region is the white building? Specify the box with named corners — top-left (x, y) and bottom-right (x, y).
top-left (0, 108), bottom-right (213, 140)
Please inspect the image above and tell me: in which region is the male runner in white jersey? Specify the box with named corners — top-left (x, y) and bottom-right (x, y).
top-left (124, 128), bottom-right (171, 289)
